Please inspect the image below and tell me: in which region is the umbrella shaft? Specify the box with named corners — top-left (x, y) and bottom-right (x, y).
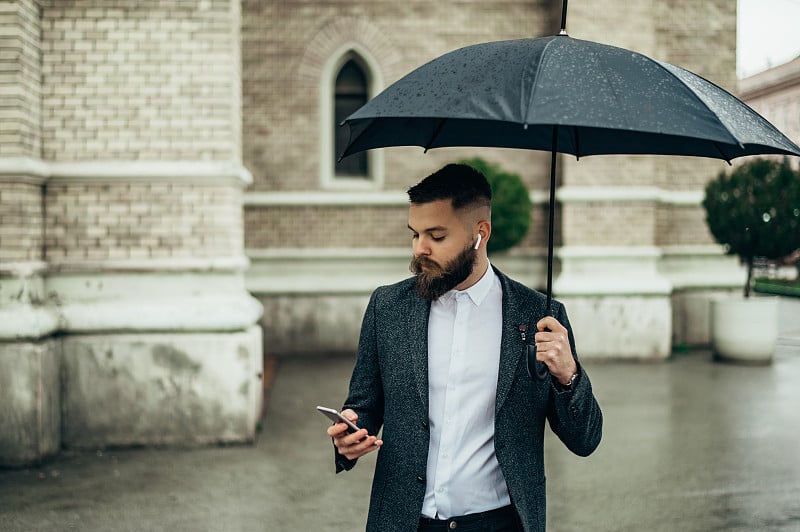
top-left (546, 126), bottom-right (558, 313)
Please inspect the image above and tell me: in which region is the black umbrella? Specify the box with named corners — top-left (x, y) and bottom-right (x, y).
top-left (338, 1), bottom-right (800, 375)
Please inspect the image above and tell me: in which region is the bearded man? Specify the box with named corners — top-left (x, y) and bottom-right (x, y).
top-left (326, 163), bottom-right (603, 532)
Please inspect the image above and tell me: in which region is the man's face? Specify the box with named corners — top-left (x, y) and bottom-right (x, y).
top-left (408, 199), bottom-right (477, 301)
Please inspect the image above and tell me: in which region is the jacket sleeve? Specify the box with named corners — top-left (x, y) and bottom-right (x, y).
top-left (546, 301), bottom-right (603, 457)
top-left (334, 289), bottom-right (385, 473)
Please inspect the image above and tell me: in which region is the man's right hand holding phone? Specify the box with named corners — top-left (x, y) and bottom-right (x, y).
top-left (327, 409), bottom-right (383, 461)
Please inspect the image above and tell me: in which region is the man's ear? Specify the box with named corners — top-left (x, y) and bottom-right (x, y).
top-left (477, 219), bottom-right (491, 245)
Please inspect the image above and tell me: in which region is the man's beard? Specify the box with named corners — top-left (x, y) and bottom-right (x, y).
top-left (410, 243), bottom-right (477, 301)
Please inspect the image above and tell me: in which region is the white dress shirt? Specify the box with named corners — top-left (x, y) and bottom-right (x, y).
top-left (421, 264), bottom-right (510, 519)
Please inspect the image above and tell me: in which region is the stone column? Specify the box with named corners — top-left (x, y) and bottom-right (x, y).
top-left (1, 0), bottom-right (262, 466)
top-left (0, 0), bottom-right (62, 467)
top-left (40, 0), bottom-right (262, 450)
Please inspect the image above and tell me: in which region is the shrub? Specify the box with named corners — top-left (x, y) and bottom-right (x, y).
top-left (702, 158), bottom-right (800, 297)
top-left (460, 157), bottom-right (532, 254)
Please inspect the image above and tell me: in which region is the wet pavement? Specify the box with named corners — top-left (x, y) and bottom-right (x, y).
top-left (1, 346), bottom-right (799, 531)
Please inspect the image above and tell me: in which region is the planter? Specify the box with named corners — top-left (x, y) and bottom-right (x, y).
top-left (711, 295), bottom-right (778, 364)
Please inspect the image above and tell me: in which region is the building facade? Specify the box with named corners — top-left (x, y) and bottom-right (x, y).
top-left (739, 54), bottom-right (800, 168)
top-left (241, 0), bottom-right (740, 358)
top-left (2, 0), bottom-right (742, 466)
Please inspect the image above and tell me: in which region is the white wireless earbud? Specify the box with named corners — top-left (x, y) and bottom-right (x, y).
top-left (474, 234), bottom-right (482, 250)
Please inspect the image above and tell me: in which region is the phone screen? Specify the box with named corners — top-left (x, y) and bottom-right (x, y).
top-left (316, 406), bottom-right (360, 433)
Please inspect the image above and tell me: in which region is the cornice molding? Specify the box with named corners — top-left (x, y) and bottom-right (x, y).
top-left (0, 158), bottom-right (253, 186)
top-left (245, 190), bottom-right (552, 207)
top-left (557, 186), bottom-right (704, 205)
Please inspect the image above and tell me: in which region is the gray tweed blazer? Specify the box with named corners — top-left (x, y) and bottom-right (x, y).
top-left (335, 267), bottom-right (602, 532)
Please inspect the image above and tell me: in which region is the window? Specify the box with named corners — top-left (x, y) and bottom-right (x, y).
top-left (319, 44), bottom-right (383, 189)
top-left (334, 59), bottom-right (368, 177)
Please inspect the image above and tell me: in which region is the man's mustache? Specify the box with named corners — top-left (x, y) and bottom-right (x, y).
top-left (410, 256), bottom-right (444, 275)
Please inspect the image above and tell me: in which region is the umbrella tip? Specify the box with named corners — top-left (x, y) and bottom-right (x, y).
top-left (558, 29), bottom-right (568, 36)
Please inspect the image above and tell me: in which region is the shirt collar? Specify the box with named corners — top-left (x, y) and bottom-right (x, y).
top-left (441, 262), bottom-right (495, 306)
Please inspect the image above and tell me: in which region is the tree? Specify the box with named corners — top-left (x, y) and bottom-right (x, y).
top-left (460, 157), bottom-right (532, 254)
top-left (702, 158), bottom-right (800, 297)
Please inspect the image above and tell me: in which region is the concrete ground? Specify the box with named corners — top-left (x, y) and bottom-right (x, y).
top-left (1, 346), bottom-right (799, 532)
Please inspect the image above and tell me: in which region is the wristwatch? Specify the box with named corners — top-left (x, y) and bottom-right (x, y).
top-left (559, 371), bottom-right (579, 390)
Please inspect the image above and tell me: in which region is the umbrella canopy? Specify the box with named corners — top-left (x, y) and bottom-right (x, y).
top-left (338, 21), bottom-right (800, 384)
top-left (338, 14), bottom-right (800, 381)
top-left (341, 35), bottom-right (800, 161)
top-left (339, 34), bottom-right (800, 305)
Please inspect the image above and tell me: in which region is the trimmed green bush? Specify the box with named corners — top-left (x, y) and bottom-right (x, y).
top-left (460, 157), bottom-right (532, 254)
top-left (702, 158), bottom-right (800, 297)
top-left (754, 277), bottom-right (800, 298)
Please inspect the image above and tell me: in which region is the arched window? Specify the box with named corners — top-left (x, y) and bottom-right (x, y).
top-left (334, 58), bottom-right (368, 178)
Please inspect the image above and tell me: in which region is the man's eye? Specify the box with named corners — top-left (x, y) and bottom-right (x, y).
top-left (432, 236), bottom-right (445, 242)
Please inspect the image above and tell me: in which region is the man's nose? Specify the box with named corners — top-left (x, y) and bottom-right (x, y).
top-left (413, 237), bottom-right (431, 257)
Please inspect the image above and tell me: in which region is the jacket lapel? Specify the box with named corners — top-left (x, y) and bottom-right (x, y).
top-left (495, 269), bottom-right (537, 415)
top-left (407, 293), bottom-right (431, 415)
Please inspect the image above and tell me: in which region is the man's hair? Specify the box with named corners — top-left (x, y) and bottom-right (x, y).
top-left (407, 163), bottom-right (492, 210)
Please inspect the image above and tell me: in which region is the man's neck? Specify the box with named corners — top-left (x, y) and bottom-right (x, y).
top-left (454, 257), bottom-right (489, 291)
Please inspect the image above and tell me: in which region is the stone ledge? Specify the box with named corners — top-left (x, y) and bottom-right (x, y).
top-left (60, 327), bottom-right (263, 449)
top-left (0, 157), bottom-right (252, 186)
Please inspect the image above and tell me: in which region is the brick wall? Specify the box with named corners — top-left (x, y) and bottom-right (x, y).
top-left (0, 1), bottom-right (43, 263)
top-left (245, 201), bottom-right (553, 251)
top-left (242, 0), bottom-right (552, 193)
top-left (656, 203), bottom-right (716, 247)
top-left (40, 0), bottom-right (241, 161)
top-left (0, 181), bottom-right (43, 262)
top-left (0, 0), bottom-right (41, 158)
top-left (653, 0), bottom-right (736, 247)
top-left (563, 202), bottom-right (657, 247)
top-left (245, 204), bottom-right (408, 250)
top-left (242, 1), bottom-right (737, 254)
top-left (242, 0), bottom-right (556, 252)
top-left (45, 181), bottom-right (243, 261)
top-left (30, 1), bottom-right (246, 264)
top-left (559, 0), bottom-right (736, 249)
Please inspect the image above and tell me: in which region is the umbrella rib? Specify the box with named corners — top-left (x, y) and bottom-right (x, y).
top-left (337, 119), bottom-right (379, 162)
top-left (521, 37), bottom-right (560, 124)
top-left (713, 141), bottom-right (733, 165)
top-left (647, 59), bottom-right (742, 148)
top-left (423, 118), bottom-right (448, 153)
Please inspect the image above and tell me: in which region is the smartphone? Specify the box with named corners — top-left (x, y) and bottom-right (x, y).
top-left (316, 405), bottom-right (360, 434)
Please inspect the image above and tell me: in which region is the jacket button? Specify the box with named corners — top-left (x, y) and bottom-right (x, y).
top-left (416, 475), bottom-right (425, 483)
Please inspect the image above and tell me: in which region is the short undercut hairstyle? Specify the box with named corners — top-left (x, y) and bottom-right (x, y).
top-left (407, 163), bottom-right (492, 211)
